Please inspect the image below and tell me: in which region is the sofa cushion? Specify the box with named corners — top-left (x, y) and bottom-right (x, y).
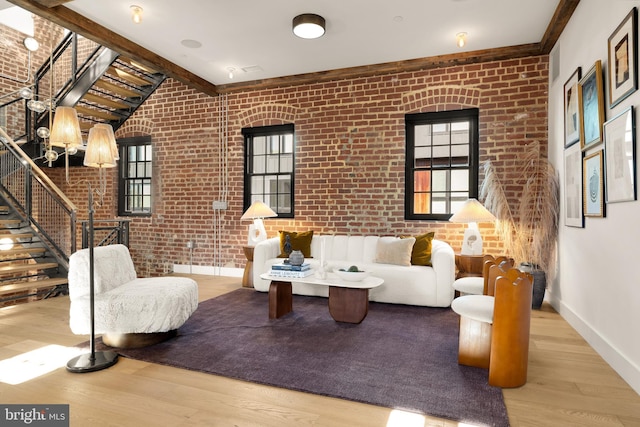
top-left (404, 231), bottom-right (435, 266)
top-left (375, 237), bottom-right (415, 266)
top-left (278, 230), bottom-right (314, 258)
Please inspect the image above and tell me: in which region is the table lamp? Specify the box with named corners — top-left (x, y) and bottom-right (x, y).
top-left (449, 198), bottom-right (496, 255)
top-left (241, 200), bottom-right (277, 246)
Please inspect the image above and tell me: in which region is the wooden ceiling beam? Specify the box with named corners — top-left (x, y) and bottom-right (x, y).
top-left (31, 0), bottom-right (73, 7)
top-left (540, 0), bottom-right (581, 54)
top-left (8, 0), bottom-right (579, 96)
top-left (7, 0), bottom-right (218, 97)
top-left (216, 43), bottom-right (543, 94)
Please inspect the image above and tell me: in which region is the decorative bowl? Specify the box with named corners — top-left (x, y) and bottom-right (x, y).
top-left (334, 269), bottom-right (370, 282)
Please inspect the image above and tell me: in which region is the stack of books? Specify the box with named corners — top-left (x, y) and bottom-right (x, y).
top-left (269, 262), bottom-right (313, 278)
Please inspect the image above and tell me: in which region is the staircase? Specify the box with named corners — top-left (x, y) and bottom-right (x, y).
top-left (30, 33), bottom-right (166, 163)
top-left (61, 53), bottom-right (165, 134)
top-left (0, 203), bottom-right (67, 308)
top-left (0, 33), bottom-right (148, 307)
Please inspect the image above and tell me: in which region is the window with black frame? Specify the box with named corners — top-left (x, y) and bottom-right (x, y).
top-left (118, 136), bottom-right (152, 216)
top-left (242, 124), bottom-right (294, 217)
top-left (405, 108), bottom-right (479, 220)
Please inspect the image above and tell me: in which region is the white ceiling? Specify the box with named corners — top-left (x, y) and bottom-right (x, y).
top-left (3, 0), bottom-right (561, 85)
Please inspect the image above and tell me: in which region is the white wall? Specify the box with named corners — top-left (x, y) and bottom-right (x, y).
top-left (550, 0), bottom-right (640, 394)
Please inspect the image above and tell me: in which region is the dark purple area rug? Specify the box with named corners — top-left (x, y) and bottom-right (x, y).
top-left (106, 288), bottom-right (509, 426)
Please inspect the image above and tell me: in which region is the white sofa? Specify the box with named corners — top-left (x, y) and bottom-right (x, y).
top-left (253, 235), bottom-right (456, 307)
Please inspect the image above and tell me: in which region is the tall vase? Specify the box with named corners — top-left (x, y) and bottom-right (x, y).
top-left (520, 262), bottom-right (546, 309)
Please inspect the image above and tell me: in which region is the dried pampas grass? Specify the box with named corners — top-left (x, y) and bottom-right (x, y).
top-left (480, 141), bottom-right (559, 276)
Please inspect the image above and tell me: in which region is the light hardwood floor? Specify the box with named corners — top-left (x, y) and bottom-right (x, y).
top-left (0, 274), bottom-right (639, 426)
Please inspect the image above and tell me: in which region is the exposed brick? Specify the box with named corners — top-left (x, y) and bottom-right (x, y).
top-left (15, 30), bottom-right (550, 273)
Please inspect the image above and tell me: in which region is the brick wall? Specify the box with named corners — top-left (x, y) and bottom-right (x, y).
top-left (47, 55), bottom-right (549, 275)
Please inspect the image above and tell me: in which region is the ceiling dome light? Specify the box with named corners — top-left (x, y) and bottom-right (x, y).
top-left (456, 32), bottom-right (467, 48)
top-left (23, 37), bottom-right (39, 52)
top-left (293, 13), bottom-right (325, 39)
top-left (130, 5), bottom-right (143, 24)
top-left (227, 67), bottom-right (235, 79)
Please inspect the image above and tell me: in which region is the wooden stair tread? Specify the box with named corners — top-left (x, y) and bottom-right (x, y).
top-left (0, 206), bottom-right (9, 213)
top-left (94, 79), bottom-right (141, 98)
top-left (75, 105), bottom-right (121, 121)
top-left (0, 219), bottom-right (22, 226)
top-left (0, 262), bottom-right (58, 274)
top-left (79, 121), bottom-right (95, 131)
top-left (0, 247), bottom-right (47, 256)
top-left (82, 92), bottom-right (130, 110)
top-left (0, 277), bottom-right (68, 296)
top-left (0, 233), bottom-right (34, 240)
top-left (107, 66), bottom-right (153, 87)
top-left (118, 57), bottom-right (158, 74)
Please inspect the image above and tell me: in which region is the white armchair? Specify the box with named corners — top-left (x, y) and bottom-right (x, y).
top-left (68, 244), bottom-right (198, 348)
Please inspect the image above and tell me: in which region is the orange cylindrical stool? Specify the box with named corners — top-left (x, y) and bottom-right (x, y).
top-left (488, 274), bottom-right (533, 388)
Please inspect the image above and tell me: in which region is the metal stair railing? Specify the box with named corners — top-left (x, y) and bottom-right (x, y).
top-left (0, 126), bottom-right (76, 266)
top-left (80, 219), bottom-right (130, 249)
top-left (30, 32), bottom-right (103, 144)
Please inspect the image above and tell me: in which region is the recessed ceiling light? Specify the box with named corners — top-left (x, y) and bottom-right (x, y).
top-left (227, 67), bottom-right (235, 79)
top-left (181, 39), bottom-right (202, 49)
top-left (393, 16), bottom-right (404, 23)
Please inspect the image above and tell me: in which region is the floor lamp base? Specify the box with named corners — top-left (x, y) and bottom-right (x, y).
top-left (66, 350), bottom-right (118, 373)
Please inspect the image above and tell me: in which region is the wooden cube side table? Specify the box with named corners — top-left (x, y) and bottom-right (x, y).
top-left (455, 253), bottom-right (485, 279)
top-left (242, 246), bottom-right (254, 288)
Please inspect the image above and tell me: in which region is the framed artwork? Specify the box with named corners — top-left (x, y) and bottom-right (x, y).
top-left (564, 67), bottom-right (582, 147)
top-left (578, 60), bottom-right (606, 150)
top-left (564, 142), bottom-right (584, 227)
top-left (608, 8), bottom-right (638, 108)
top-left (583, 150), bottom-right (605, 217)
top-left (604, 106), bottom-right (636, 202)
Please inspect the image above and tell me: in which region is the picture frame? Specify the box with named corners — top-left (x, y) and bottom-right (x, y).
top-left (583, 150), bottom-right (605, 217)
top-left (578, 60), bottom-right (606, 150)
top-left (564, 142), bottom-right (584, 227)
top-left (608, 8), bottom-right (638, 108)
top-left (564, 67), bottom-right (582, 147)
top-left (604, 106), bottom-right (636, 202)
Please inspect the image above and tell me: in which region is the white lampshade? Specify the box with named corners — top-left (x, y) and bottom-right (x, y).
top-left (84, 124), bottom-right (117, 168)
top-left (49, 106), bottom-right (82, 150)
top-left (450, 199), bottom-right (496, 256)
top-left (449, 199), bottom-right (496, 223)
top-left (241, 200), bottom-right (277, 220)
top-left (241, 201), bottom-right (277, 246)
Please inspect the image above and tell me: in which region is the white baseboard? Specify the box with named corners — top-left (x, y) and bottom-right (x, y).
top-left (549, 292), bottom-right (640, 395)
top-left (173, 264), bottom-right (243, 278)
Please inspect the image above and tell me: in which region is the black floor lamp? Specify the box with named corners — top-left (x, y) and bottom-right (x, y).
top-left (67, 122), bottom-right (119, 373)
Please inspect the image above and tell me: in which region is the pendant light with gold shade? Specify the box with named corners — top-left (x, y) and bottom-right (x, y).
top-left (49, 106), bottom-right (82, 182)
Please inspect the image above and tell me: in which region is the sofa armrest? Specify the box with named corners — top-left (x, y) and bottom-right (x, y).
top-left (252, 237), bottom-right (281, 291)
top-left (431, 239), bottom-right (456, 306)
